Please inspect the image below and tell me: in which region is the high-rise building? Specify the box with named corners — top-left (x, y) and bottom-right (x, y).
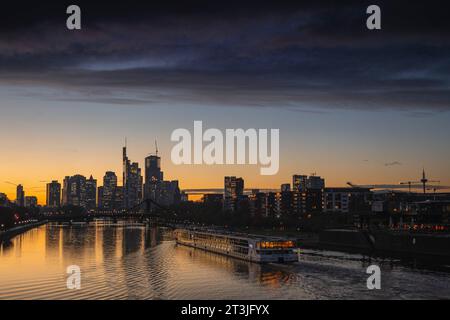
top-left (307, 175), bottom-right (325, 190)
top-left (249, 192), bottom-right (266, 217)
top-left (62, 175), bottom-right (87, 207)
top-left (46, 180), bottom-right (61, 207)
top-left (293, 175), bottom-right (307, 192)
top-left (25, 196), bottom-right (38, 208)
top-left (323, 187), bottom-right (371, 213)
top-left (159, 180), bottom-right (181, 206)
top-left (144, 154), bottom-right (163, 202)
top-left (265, 192), bottom-right (277, 218)
top-left (98, 186), bottom-right (104, 208)
top-left (114, 186), bottom-right (124, 211)
top-left (293, 174), bottom-right (325, 191)
top-left (275, 191), bottom-right (293, 218)
top-left (85, 175), bottom-right (97, 210)
top-left (281, 183), bottom-right (291, 192)
top-left (16, 184), bottom-right (25, 207)
top-left (99, 171), bottom-right (117, 210)
top-left (224, 176), bottom-right (244, 211)
top-left (123, 145), bottom-right (143, 209)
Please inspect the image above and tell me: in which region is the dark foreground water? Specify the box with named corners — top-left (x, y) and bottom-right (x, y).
top-left (0, 221), bottom-right (449, 299)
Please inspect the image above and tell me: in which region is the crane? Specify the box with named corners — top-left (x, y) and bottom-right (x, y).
top-left (400, 169), bottom-right (439, 194)
top-left (348, 169), bottom-right (449, 193)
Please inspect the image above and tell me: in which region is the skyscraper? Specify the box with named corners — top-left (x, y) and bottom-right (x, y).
top-left (46, 180), bottom-right (61, 207)
top-left (99, 171), bottom-right (117, 210)
top-left (144, 154), bottom-right (163, 202)
top-left (62, 175), bottom-right (87, 207)
top-left (25, 196), bottom-right (38, 208)
top-left (16, 184), bottom-right (25, 207)
top-left (224, 176), bottom-right (244, 211)
top-left (123, 145), bottom-right (143, 209)
top-left (114, 186), bottom-right (124, 211)
top-left (85, 175), bottom-right (97, 210)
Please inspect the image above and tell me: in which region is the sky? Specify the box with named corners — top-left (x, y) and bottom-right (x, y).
top-left (1, 0), bottom-right (450, 204)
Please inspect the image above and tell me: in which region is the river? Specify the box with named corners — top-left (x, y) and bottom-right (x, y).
top-left (0, 221), bottom-right (449, 299)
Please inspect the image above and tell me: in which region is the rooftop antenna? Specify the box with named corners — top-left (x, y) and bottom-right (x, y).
top-left (155, 139), bottom-right (158, 156)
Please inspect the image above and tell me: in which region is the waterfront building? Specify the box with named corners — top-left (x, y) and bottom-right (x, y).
top-left (249, 192), bottom-right (267, 217)
top-left (293, 174), bottom-right (325, 191)
top-left (123, 145), bottom-right (143, 209)
top-left (144, 154), bottom-right (163, 202)
top-left (275, 191), bottom-right (293, 218)
top-left (86, 175), bottom-right (97, 210)
top-left (293, 175), bottom-right (307, 192)
top-left (99, 171), bottom-right (117, 210)
top-left (224, 176), bottom-right (244, 211)
top-left (291, 174), bottom-right (325, 217)
top-left (322, 187), bottom-right (371, 214)
top-left (25, 196), bottom-right (38, 208)
top-left (114, 186), bottom-right (124, 211)
top-left (46, 180), bottom-right (61, 207)
top-left (16, 184), bottom-right (25, 207)
top-left (307, 175), bottom-right (325, 190)
top-left (62, 175), bottom-right (87, 207)
top-left (159, 180), bottom-right (181, 206)
top-left (265, 192), bottom-right (277, 218)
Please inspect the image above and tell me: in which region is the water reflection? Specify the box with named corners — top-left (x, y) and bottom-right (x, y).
top-left (1, 221), bottom-right (450, 299)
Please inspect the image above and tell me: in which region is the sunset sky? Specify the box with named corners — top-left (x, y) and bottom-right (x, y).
top-left (1, 1), bottom-right (450, 204)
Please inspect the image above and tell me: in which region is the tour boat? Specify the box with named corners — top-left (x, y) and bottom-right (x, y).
top-left (174, 228), bottom-right (298, 263)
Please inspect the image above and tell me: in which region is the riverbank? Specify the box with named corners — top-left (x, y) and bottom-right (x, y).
top-left (232, 226), bottom-right (450, 261)
top-left (0, 220), bottom-right (47, 244)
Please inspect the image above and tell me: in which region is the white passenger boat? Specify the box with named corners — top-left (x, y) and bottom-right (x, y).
top-left (174, 228), bottom-right (298, 263)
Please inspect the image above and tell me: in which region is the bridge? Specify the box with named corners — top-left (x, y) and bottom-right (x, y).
top-left (46, 197), bottom-right (176, 223)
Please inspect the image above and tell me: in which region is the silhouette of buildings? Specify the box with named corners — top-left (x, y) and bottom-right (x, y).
top-left (98, 171), bottom-right (117, 210)
top-left (85, 175), bottom-right (97, 210)
top-left (144, 154), bottom-right (163, 202)
top-left (122, 145), bottom-right (143, 209)
top-left (46, 180), bottom-right (61, 207)
top-left (62, 174), bottom-right (87, 207)
top-left (16, 184), bottom-right (25, 207)
top-left (24, 196), bottom-right (38, 208)
top-left (224, 176), bottom-right (244, 211)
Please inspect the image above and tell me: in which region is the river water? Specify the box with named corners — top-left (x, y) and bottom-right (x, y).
top-left (0, 221), bottom-right (449, 299)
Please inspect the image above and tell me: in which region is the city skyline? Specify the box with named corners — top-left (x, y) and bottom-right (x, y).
top-left (1, 1), bottom-right (450, 203)
top-left (1, 141), bottom-right (447, 205)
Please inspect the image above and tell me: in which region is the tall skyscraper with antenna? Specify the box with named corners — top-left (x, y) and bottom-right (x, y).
top-left (144, 140), bottom-right (163, 201)
top-left (122, 143), bottom-right (143, 209)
